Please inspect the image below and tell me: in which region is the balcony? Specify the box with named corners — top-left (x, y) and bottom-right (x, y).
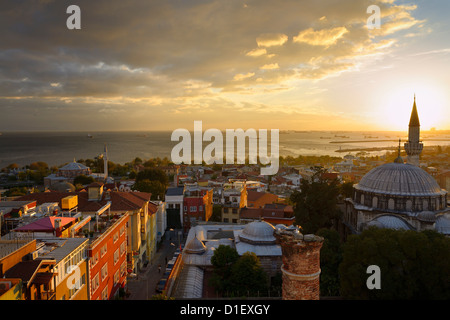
top-left (40, 290), bottom-right (56, 300)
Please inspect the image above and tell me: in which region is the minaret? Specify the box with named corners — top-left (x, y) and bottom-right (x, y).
top-left (404, 95), bottom-right (423, 166)
top-left (103, 144), bottom-right (108, 181)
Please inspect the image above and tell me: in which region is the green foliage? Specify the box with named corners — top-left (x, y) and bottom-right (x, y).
top-left (290, 166), bottom-right (342, 234)
top-left (73, 174), bottom-right (95, 186)
top-left (151, 293), bottom-right (174, 300)
top-left (209, 247), bottom-right (268, 297)
top-left (4, 187), bottom-right (29, 197)
top-left (229, 252), bottom-right (268, 296)
top-left (209, 245), bottom-right (240, 292)
top-left (133, 179), bottom-right (167, 200)
top-left (29, 161), bottom-right (49, 171)
top-left (339, 227), bottom-right (450, 300)
top-left (136, 168), bottom-right (169, 185)
top-left (317, 228), bottom-right (342, 296)
top-left (339, 181), bottom-right (354, 198)
top-left (133, 168), bottom-right (169, 200)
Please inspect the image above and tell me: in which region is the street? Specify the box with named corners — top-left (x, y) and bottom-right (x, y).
top-left (126, 229), bottom-right (183, 300)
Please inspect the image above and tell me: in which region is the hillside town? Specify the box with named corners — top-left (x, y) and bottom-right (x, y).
top-left (1, 100), bottom-right (450, 300)
top-left (0, 142), bottom-right (449, 299)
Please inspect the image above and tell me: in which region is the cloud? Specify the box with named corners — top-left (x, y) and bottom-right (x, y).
top-left (256, 33), bottom-right (288, 48)
top-left (0, 0), bottom-right (429, 130)
top-left (260, 63), bottom-right (279, 70)
top-left (293, 27), bottom-right (348, 46)
top-left (246, 48), bottom-right (267, 57)
top-left (233, 72), bottom-right (255, 81)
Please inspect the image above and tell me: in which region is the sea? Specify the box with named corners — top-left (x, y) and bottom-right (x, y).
top-left (0, 130), bottom-right (449, 168)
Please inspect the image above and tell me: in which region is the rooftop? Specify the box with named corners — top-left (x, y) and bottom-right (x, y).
top-left (355, 162), bottom-right (445, 197)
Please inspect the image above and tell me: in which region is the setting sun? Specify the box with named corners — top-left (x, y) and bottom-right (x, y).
top-left (377, 81), bottom-right (446, 131)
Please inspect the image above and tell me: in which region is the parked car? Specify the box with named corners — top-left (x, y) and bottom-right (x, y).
top-left (155, 278), bottom-right (167, 293)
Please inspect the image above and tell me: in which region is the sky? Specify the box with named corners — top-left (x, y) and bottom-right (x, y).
top-left (1, 0), bottom-right (449, 132)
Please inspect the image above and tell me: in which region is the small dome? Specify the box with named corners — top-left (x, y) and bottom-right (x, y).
top-left (417, 211), bottom-right (436, 222)
top-left (435, 216), bottom-right (450, 235)
top-left (239, 221), bottom-right (276, 244)
top-left (367, 215), bottom-right (413, 231)
top-left (185, 236), bottom-right (206, 254)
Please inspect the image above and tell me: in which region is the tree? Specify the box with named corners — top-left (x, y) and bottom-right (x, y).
top-left (29, 161), bottom-right (49, 171)
top-left (133, 179), bottom-right (166, 200)
top-left (209, 245), bottom-right (240, 293)
top-left (317, 228), bottom-right (342, 297)
top-left (339, 228), bottom-right (450, 300)
top-left (290, 166), bottom-right (342, 234)
top-left (133, 168), bottom-right (169, 200)
top-left (136, 168), bottom-right (168, 186)
top-left (228, 252), bottom-right (268, 297)
top-left (73, 174), bottom-right (95, 186)
top-left (339, 181), bottom-right (354, 199)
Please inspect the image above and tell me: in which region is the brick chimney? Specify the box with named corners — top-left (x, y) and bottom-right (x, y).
top-left (274, 229), bottom-right (324, 300)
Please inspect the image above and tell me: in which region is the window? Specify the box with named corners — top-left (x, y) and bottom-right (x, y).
top-left (113, 232), bottom-right (119, 243)
top-left (199, 206), bottom-right (203, 212)
top-left (114, 249), bottom-right (119, 265)
top-left (100, 244), bottom-right (107, 258)
top-left (101, 264), bottom-right (108, 281)
top-left (121, 260), bottom-right (127, 276)
top-left (92, 252), bottom-right (99, 267)
top-left (190, 206), bottom-right (197, 212)
top-left (92, 273), bottom-right (100, 293)
top-left (184, 206), bottom-right (187, 212)
top-left (120, 242), bottom-right (126, 256)
top-left (114, 270), bottom-right (120, 285)
top-left (102, 286), bottom-right (108, 300)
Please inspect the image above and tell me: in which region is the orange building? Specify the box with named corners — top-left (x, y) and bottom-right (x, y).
top-left (87, 213), bottom-right (129, 300)
top-left (247, 191), bottom-right (279, 208)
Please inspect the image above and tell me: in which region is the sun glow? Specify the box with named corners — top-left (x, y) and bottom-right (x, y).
top-left (377, 82), bottom-right (447, 131)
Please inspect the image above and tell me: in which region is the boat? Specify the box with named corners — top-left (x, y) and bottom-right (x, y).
top-left (87, 134), bottom-right (93, 139)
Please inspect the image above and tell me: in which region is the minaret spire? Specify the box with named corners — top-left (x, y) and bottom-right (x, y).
top-left (394, 139), bottom-right (404, 163)
top-left (404, 94), bottom-right (423, 166)
top-left (103, 143), bottom-right (108, 181)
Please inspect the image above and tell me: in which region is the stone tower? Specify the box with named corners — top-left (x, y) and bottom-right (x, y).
top-left (404, 95), bottom-right (423, 166)
top-left (274, 228), bottom-right (324, 300)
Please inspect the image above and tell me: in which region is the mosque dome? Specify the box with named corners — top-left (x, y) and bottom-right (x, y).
top-left (239, 220), bottom-right (276, 245)
top-left (185, 236), bottom-right (206, 254)
top-left (355, 162), bottom-right (443, 197)
top-left (59, 161), bottom-right (89, 171)
top-left (353, 162), bottom-right (447, 214)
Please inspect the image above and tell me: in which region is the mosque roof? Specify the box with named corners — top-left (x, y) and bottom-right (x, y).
top-left (355, 162), bottom-right (445, 197)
